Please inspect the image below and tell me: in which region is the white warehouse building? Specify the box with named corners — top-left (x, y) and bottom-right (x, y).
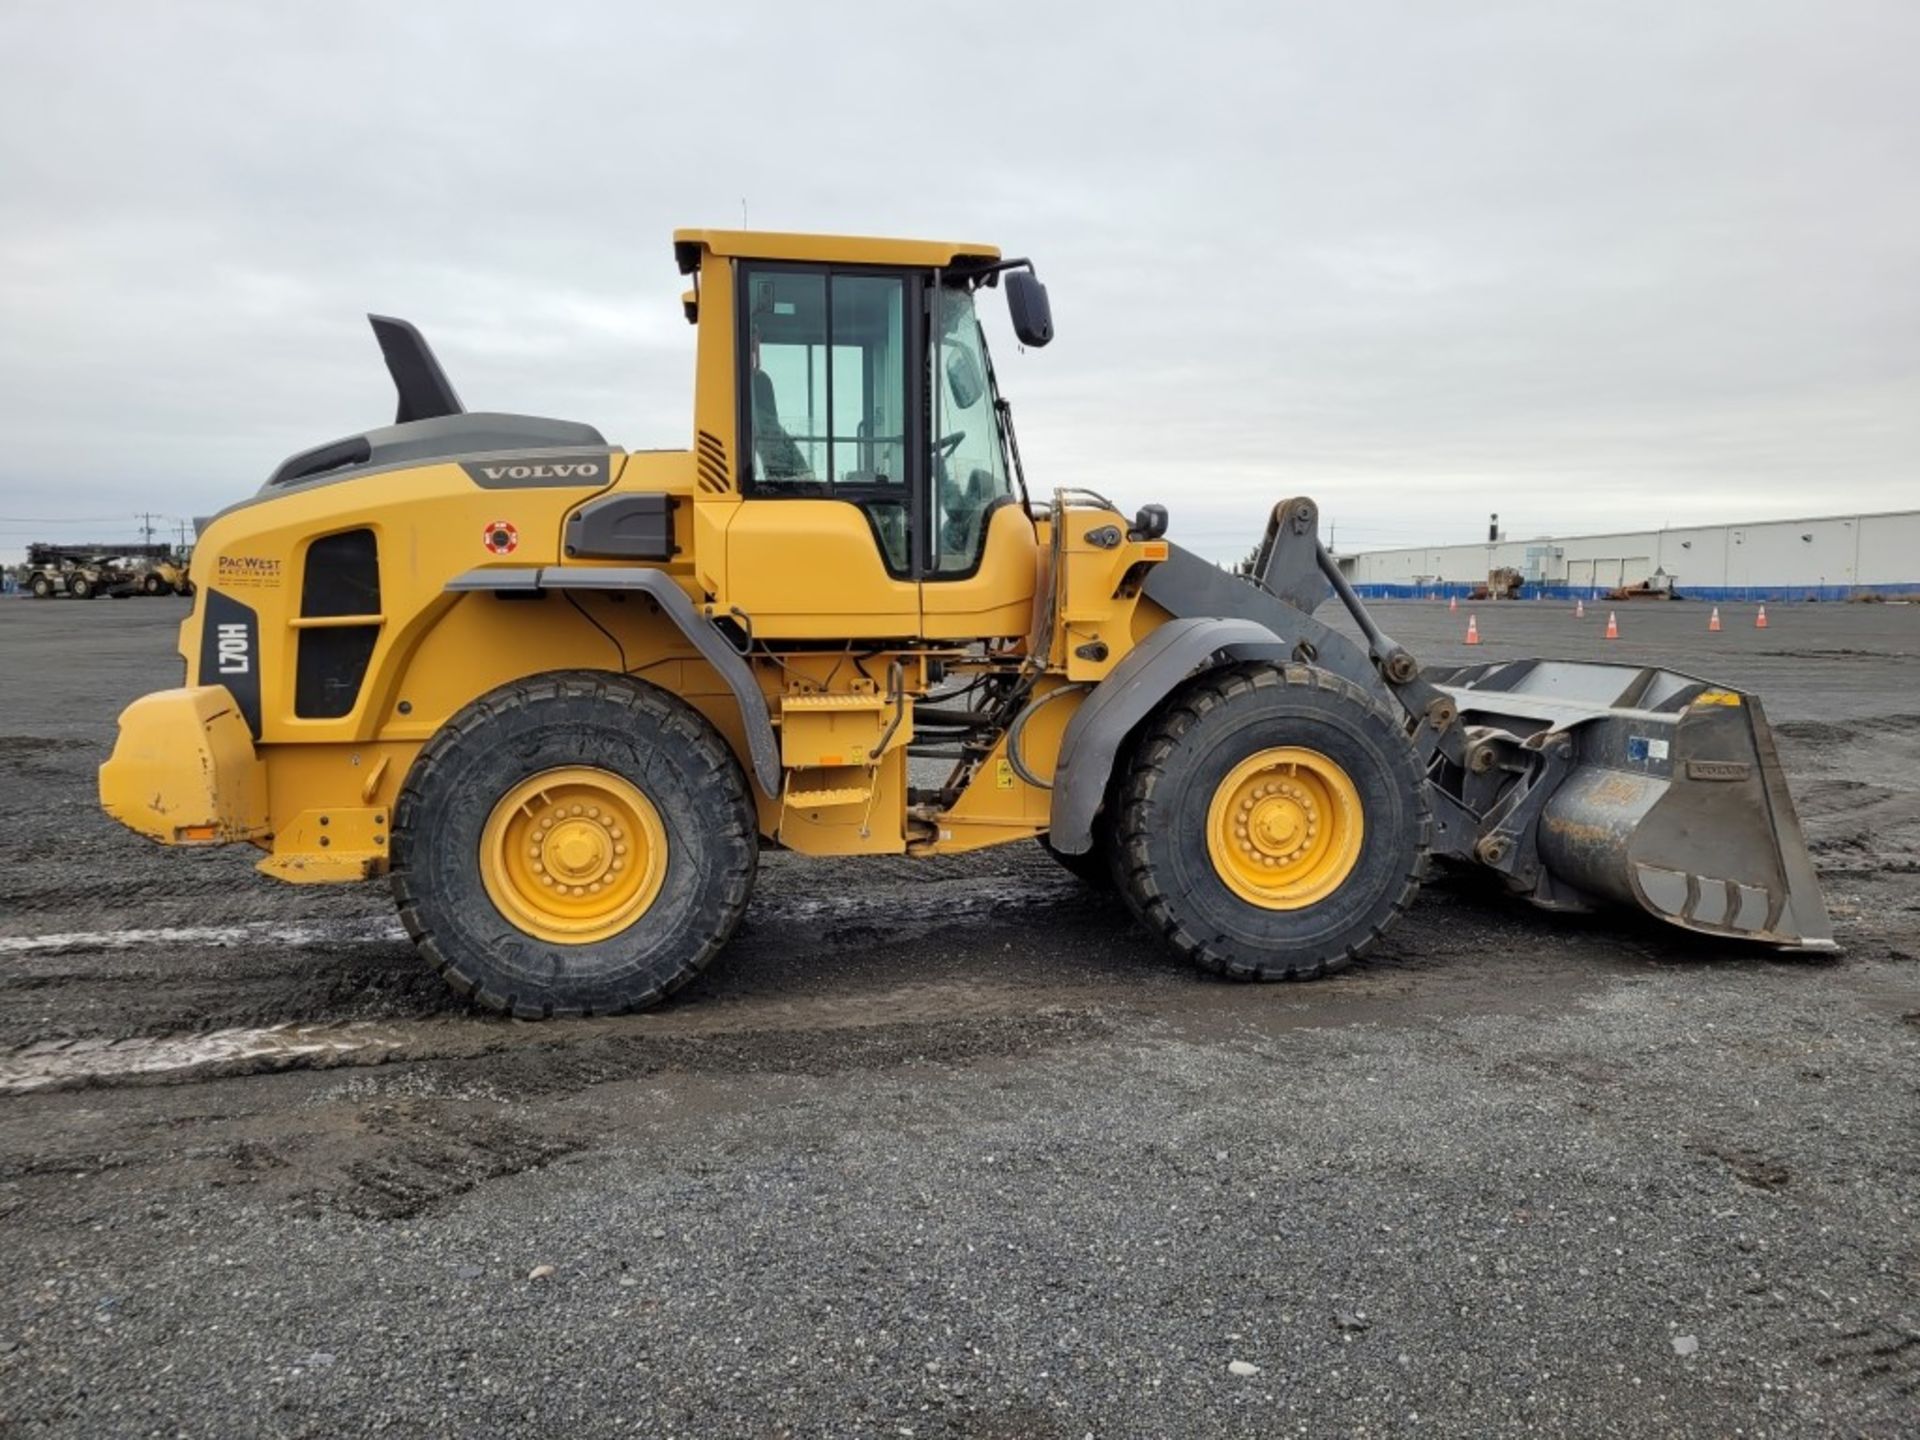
top-left (1335, 507), bottom-right (1920, 602)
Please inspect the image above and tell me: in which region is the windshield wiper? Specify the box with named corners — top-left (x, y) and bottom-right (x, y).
top-left (995, 395), bottom-right (1030, 506)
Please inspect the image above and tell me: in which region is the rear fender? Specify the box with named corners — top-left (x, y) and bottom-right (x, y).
top-left (446, 565), bottom-right (781, 796)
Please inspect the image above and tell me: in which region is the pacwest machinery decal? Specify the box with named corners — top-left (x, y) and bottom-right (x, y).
top-left (214, 554), bottom-right (283, 590)
top-left (200, 591), bottom-right (263, 738)
top-left (460, 453), bottom-right (612, 489)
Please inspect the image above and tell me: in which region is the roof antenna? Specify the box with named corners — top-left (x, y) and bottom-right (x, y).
top-left (741, 197), bottom-right (748, 228)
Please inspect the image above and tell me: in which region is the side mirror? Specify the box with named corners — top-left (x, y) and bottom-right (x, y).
top-left (1129, 503), bottom-right (1169, 541)
top-left (1005, 270), bottom-right (1054, 347)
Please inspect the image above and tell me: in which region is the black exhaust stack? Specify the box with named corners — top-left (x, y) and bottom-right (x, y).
top-left (369, 314), bottom-right (465, 423)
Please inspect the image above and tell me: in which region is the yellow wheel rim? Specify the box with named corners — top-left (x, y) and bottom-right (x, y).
top-left (479, 766), bottom-right (669, 945)
top-left (1204, 747), bottom-right (1365, 910)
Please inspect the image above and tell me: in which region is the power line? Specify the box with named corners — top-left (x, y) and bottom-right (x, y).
top-left (0, 515), bottom-right (148, 524)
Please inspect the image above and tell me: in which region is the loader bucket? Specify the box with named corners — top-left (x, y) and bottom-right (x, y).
top-left (1432, 659), bottom-right (1835, 951)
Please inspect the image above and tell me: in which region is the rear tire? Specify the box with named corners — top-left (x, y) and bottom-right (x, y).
top-left (1111, 663), bottom-right (1428, 980)
top-left (390, 671), bottom-right (759, 1018)
top-left (142, 574), bottom-right (164, 595)
top-left (69, 576), bottom-right (93, 599)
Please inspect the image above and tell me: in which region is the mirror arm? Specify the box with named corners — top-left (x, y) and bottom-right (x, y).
top-left (961, 257), bottom-right (1034, 287)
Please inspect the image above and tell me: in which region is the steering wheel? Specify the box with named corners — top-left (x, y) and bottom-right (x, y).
top-left (935, 430), bottom-right (967, 460)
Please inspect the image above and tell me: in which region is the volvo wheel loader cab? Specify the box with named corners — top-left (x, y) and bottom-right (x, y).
top-left (100, 228), bottom-right (1835, 1018)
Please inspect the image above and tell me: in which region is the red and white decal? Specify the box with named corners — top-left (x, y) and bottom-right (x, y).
top-left (483, 520), bottom-right (519, 556)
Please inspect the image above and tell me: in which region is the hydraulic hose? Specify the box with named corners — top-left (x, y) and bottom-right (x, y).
top-left (1005, 683), bottom-right (1093, 789)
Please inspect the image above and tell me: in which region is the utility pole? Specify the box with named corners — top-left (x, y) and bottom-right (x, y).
top-left (136, 511), bottom-right (161, 545)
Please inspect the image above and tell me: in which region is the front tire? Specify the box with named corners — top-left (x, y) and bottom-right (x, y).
top-left (390, 672), bottom-right (759, 1018)
top-left (30, 576), bottom-right (52, 599)
top-left (142, 574), bottom-right (165, 595)
top-left (1111, 663), bottom-right (1428, 980)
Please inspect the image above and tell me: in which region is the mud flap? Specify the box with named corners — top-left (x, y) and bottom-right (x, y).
top-left (1435, 661), bottom-right (1834, 952)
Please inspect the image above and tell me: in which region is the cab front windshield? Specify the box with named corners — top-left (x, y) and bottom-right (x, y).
top-left (931, 286), bottom-right (1015, 575)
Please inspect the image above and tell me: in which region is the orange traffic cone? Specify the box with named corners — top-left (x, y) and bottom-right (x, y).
top-left (1755, 604), bottom-right (1768, 629)
top-left (1709, 606), bottom-right (1722, 632)
top-left (1605, 610), bottom-right (1619, 640)
top-left (1575, 598), bottom-right (1585, 619)
top-left (1449, 596), bottom-right (1458, 613)
top-left (1465, 613), bottom-right (1480, 645)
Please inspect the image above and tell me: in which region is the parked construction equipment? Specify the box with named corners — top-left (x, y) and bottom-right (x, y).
top-left (22, 542), bottom-right (190, 599)
top-left (1605, 568), bottom-right (1679, 601)
top-left (98, 229), bottom-right (1835, 1017)
top-left (1469, 567), bottom-right (1524, 601)
top-left (24, 544), bottom-right (138, 600)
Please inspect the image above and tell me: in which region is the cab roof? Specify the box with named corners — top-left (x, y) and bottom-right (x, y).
top-left (673, 228), bottom-right (1000, 275)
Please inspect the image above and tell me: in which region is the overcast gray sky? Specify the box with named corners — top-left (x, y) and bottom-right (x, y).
top-left (2, 0), bottom-right (1914, 563)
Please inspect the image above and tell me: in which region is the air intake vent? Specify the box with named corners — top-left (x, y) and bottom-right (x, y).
top-left (295, 527), bottom-right (382, 719)
top-left (696, 430), bottom-right (730, 493)
top-left (301, 528), bottom-right (380, 616)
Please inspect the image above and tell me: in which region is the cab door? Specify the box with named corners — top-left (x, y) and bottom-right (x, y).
top-left (917, 284), bottom-right (1038, 641)
top-left (723, 264), bottom-right (923, 640)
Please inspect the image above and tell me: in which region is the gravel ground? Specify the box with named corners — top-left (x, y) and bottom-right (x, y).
top-left (1, 596), bottom-right (1916, 1437)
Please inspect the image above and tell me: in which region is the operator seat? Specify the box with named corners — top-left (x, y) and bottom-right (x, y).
top-left (750, 369), bottom-right (812, 482)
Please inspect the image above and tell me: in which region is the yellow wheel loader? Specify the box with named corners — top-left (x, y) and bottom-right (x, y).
top-left (99, 230), bottom-right (1834, 1017)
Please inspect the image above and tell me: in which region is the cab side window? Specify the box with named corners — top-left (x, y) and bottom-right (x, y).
top-left (744, 267), bottom-right (911, 572)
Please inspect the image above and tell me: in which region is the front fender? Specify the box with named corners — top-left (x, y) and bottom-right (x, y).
top-left (1047, 617), bottom-right (1285, 853)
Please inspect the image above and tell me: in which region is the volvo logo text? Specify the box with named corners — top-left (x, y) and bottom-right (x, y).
top-left (479, 462), bottom-right (600, 482)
